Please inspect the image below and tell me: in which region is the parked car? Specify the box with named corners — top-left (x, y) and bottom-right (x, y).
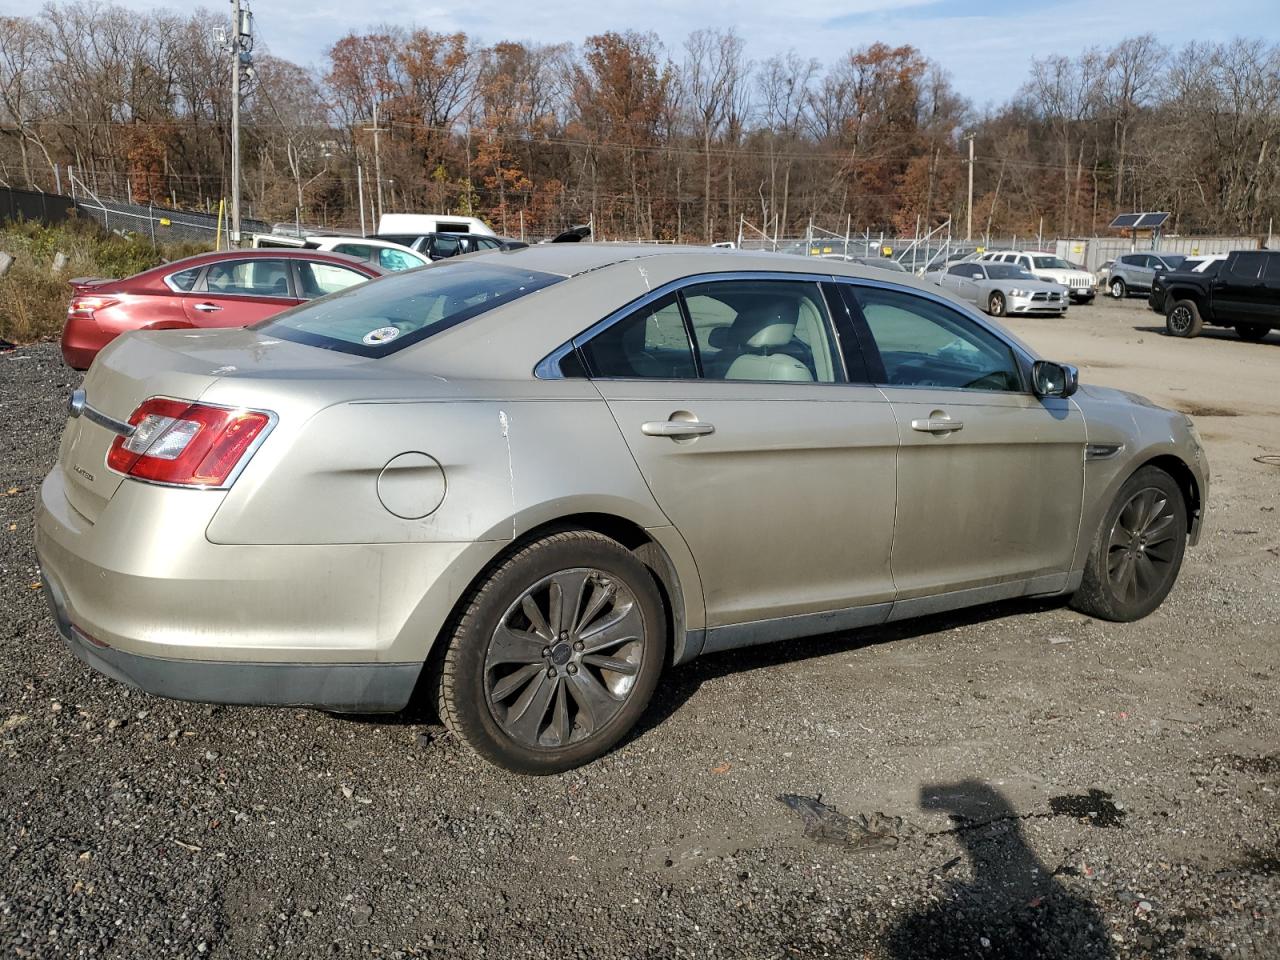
top-left (61, 250), bottom-right (384, 370)
top-left (936, 261), bottom-right (1069, 317)
top-left (251, 234), bottom-right (428, 271)
top-left (978, 251), bottom-right (1095, 302)
top-left (1148, 254), bottom-right (1229, 313)
top-left (375, 232), bottom-right (526, 260)
top-left (1160, 249), bottom-right (1280, 341)
top-left (817, 254), bottom-right (909, 273)
top-left (1095, 259), bottom-right (1115, 290)
top-left (1105, 252), bottom-right (1188, 298)
top-left (37, 248), bottom-right (1207, 773)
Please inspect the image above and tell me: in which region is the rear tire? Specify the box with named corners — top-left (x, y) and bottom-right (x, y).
top-left (436, 530), bottom-right (666, 774)
top-left (1166, 299), bottom-right (1203, 338)
top-left (1109, 278), bottom-right (1127, 299)
top-left (987, 291), bottom-right (1006, 317)
top-left (1070, 466), bottom-right (1188, 622)
top-left (1235, 323), bottom-right (1271, 342)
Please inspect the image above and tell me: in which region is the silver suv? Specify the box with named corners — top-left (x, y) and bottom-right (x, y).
top-left (1106, 252), bottom-right (1187, 298)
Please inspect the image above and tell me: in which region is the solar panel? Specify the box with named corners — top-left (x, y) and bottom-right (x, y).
top-left (1110, 212), bottom-right (1170, 229)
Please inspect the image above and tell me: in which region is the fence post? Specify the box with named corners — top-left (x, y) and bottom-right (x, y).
top-left (149, 204), bottom-right (156, 248)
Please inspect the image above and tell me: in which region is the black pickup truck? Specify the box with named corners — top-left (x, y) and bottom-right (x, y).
top-left (1158, 249), bottom-right (1280, 341)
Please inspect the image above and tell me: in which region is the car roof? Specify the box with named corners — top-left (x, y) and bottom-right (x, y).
top-left (142, 248), bottom-right (385, 277)
top-left (478, 243), bottom-right (928, 282)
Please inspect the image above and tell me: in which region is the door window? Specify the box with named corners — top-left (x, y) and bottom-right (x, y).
top-left (578, 293), bottom-right (697, 379)
top-left (204, 259), bottom-right (291, 297)
top-left (332, 243), bottom-right (375, 263)
top-left (377, 248), bottom-right (421, 271)
top-left (947, 264), bottom-right (976, 278)
top-left (1263, 255), bottom-right (1280, 282)
top-left (431, 236), bottom-right (461, 259)
top-left (683, 280), bottom-right (840, 383)
top-left (297, 261), bottom-right (369, 298)
top-left (850, 286), bottom-right (1022, 392)
top-left (166, 266), bottom-right (202, 291)
top-left (1230, 253), bottom-right (1266, 280)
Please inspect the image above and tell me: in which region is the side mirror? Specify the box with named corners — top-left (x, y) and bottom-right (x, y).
top-left (1033, 360), bottom-right (1079, 398)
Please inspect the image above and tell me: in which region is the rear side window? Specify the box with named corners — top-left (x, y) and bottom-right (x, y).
top-left (579, 293), bottom-right (697, 379)
top-left (254, 261), bottom-right (561, 357)
top-left (1230, 253), bottom-right (1266, 279)
top-left (166, 266), bottom-right (201, 292)
top-left (205, 259), bottom-right (291, 297)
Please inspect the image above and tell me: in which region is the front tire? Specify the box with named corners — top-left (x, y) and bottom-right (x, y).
top-left (1070, 466), bottom-right (1188, 622)
top-left (1235, 324), bottom-right (1271, 342)
top-left (1166, 299), bottom-right (1203, 338)
top-left (1109, 278), bottom-right (1127, 299)
top-left (436, 530), bottom-right (666, 774)
top-left (987, 291), bottom-right (1006, 317)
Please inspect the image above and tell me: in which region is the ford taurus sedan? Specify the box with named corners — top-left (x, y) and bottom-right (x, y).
top-left (62, 249), bottom-right (383, 370)
top-left (35, 247), bottom-right (1209, 774)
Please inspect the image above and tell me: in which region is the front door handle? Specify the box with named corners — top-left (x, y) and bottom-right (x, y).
top-left (641, 420), bottom-right (715, 439)
top-left (911, 416), bottom-right (964, 434)
top-left (192, 302), bottom-right (222, 313)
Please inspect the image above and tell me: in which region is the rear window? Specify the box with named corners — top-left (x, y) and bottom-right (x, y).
top-left (252, 260), bottom-right (561, 357)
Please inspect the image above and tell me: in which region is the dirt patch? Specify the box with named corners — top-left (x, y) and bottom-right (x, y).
top-left (1175, 404), bottom-right (1241, 417)
top-left (1047, 789), bottom-right (1128, 828)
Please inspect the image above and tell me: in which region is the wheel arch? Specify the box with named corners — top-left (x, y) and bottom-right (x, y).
top-left (412, 510), bottom-right (705, 712)
top-left (1163, 287), bottom-right (1204, 314)
top-left (1139, 454), bottom-right (1203, 543)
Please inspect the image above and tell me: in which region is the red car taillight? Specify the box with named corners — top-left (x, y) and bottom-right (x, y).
top-left (106, 398), bottom-right (272, 487)
top-left (68, 295), bottom-right (119, 320)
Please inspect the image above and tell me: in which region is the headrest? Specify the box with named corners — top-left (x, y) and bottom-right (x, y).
top-left (729, 297), bottom-right (799, 349)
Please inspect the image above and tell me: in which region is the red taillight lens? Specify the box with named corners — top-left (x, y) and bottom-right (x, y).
top-left (106, 398), bottom-right (271, 487)
top-left (68, 295), bottom-right (119, 320)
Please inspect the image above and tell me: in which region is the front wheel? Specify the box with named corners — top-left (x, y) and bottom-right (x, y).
top-left (987, 291), bottom-right (1006, 316)
top-left (1070, 466), bottom-right (1188, 622)
top-left (1109, 278), bottom-right (1127, 299)
top-left (1235, 324), bottom-right (1271, 342)
top-left (436, 530), bottom-right (666, 774)
top-left (1166, 299), bottom-right (1203, 338)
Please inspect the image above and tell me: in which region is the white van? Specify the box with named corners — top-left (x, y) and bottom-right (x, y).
top-left (376, 213), bottom-right (495, 237)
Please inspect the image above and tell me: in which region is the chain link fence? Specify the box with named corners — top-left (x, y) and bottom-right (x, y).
top-left (73, 194), bottom-right (268, 247)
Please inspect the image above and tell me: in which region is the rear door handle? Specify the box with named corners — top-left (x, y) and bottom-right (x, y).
top-left (192, 302), bottom-right (222, 313)
top-left (641, 420), bottom-right (715, 439)
top-left (911, 417), bottom-right (964, 433)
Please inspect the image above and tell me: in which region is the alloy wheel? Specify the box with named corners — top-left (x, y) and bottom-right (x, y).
top-left (1106, 487), bottom-right (1179, 606)
top-left (484, 567), bottom-right (645, 749)
top-left (1168, 304), bottom-right (1193, 335)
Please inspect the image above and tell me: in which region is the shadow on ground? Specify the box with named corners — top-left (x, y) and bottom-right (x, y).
top-left (884, 780), bottom-right (1115, 960)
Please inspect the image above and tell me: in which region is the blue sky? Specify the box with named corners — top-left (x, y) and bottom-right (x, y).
top-left (7, 0), bottom-right (1277, 106)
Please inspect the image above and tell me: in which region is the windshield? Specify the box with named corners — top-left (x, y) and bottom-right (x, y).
top-left (1032, 256), bottom-right (1073, 270)
top-left (253, 261), bottom-right (562, 357)
top-left (1157, 254), bottom-right (1187, 269)
top-left (984, 264), bottom-right (1036, 280)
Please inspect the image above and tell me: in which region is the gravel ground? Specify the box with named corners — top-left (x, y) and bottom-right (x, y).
top-left (1, 299), bottom-right (1277, 959)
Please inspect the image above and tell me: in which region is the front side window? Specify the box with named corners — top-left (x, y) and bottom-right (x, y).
top-left (297, 261), bottom-right (369, 298)
top-left (254, 260), bottom-right (561, 357)
top-left (578, 293), bottom-right (697, 379)
top-left (431, 236), bottom-right (461, 259)
top-left (948, 264), bottom-right (977, 278)
top-left (851, 286), bottom-right (1022, 393)
top-left (204, 259), bottom-right (291, 297)
top-left (683, 280), bottom-right (840, 383)
top-left (985, 264), bottom-right (1035, 280)
top-left (1230, 252), bottom-right (1266, 279)
top-left (1033, 256), bottom-right (1072, 270)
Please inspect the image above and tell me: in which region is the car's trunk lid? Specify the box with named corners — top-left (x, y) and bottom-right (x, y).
top-left (57, 327), bottom-right (365, 522)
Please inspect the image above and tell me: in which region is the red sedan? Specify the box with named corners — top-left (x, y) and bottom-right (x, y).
top-left (61, 249), bottom-right (385, 370)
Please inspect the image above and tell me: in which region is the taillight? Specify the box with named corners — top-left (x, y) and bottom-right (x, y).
top-left (106, 398), bottom-right (272, 487)
top-left (68, 295), bottom-right (119, 320)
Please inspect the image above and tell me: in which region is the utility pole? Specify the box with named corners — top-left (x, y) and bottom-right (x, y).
top-left (365, 102), bottom-right (385, 226)
top-left (225, 0), bottom-right (254, 245)
top-left (965, 133), bottom-right (975, 242)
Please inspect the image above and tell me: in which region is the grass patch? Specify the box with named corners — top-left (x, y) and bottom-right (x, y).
top-left (0, 217), bottom-right (209, 343)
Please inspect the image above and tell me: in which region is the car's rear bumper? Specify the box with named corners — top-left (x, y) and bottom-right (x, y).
top-left (33, 468), bottom-right (486, 712)
top-left (40, 571), bottom-right (419, 712)
top-left (60, 316), bottom-right (113, 370)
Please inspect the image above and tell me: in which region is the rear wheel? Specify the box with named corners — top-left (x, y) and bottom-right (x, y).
top-left (1109, 278), bottom-right (1127, 299)
top-left (436, 530), bottom-right (666, 774)
top-left (1166, 299), bottom-right (1203, 338)
top-left (987, 291), bottom-right (1006, 317)
top-left (1235, 323), bottom-right (1271, 342)
top-left (1071, 466), bottom-right (1188, 622)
